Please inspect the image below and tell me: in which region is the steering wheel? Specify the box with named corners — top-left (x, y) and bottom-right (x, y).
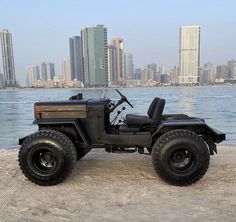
top-left (115, 89), bottom-right (134, 108)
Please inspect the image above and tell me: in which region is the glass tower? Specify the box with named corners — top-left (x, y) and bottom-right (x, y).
top-left (81, 25), bottom-right (108, 86)
top-left (0, 30), bottom-right (17, 87)
top-left (69, 36), bottom-right (83, 81)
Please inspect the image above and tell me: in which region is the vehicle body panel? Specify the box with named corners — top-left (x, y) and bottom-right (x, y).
top-left (19, 97), bottom-right (225, 152)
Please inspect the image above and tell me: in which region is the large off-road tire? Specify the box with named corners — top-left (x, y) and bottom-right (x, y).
top-left (76, 148), bottom-right (91, 160)
top-left (151, 129), bottom-right (210, 186)
top-left (18, 130), bottom-right (77, 186)
top-left (40, 127), bottom-right (90, 161)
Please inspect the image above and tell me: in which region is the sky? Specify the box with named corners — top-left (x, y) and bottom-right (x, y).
top-left (0, 0), bottom-right (236, 85)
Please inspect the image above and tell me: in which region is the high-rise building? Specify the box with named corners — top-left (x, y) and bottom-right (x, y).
top-left (147, 63), bottom-right (158, 81)
top-left (169, 66), bottom-right (178, 83)
top-left (62, 59), bottom-right (71, 81)
top-left (110, 38), bottom-right (124, 83)
top-left (69, 36), bottom-right (83, 81)
top-left (159, 66), bottom-right (168, 84)
top-left (159, 66), bottom-right (166, 75)
top-left (124, 53), bottom-right (134, 79)
top-left (41, 62), bottom-right (47, 80)
top-left (134, 68), bottom-right (141, 80)
top-left (216, 65), bottom-right (228, 80)
top-left (0, 73), bottom-right (4, 88)
top-left (200, 63), bottom-right (215, 84)
top-left (147, 63), bottom-right (157, 73)
top-left (179, 25), bottom-right (200, 84)
top-left (46, 63), bottom-right (55, 80)
top-left (141, 67), bottom-right (155, 81)
top-left (0, 29), bottom-right (17, 87)
top-left (81, 25), bottom-right (108, 86)
top-left (26, 67), bottom-right (35, 87)
top-left (232, 63), bottom-right (236, 79)
top-left (26, 65), bottom-right (40, 87)
top-left (227, 59), bottom-right (236, 79)
top-left (108, 45), bottom-right (117, 82)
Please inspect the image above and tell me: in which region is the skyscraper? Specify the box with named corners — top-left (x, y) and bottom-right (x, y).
top-left (124, 53), bottom-right (134, 79)
top-left (108, 45), bottom-right (117, 82)
top-left (169, 66), bottom-right (179, 83)
top-left (46, 63), bottom-right (55, 80)
top-left (110, 38), bottom-right (124, 83)
top-left (69, 36), bottom-right (83, 81)
top-left (0, 73), bottom-right (4, 88)
top-left (227, 59), bottom-right (236, 79)
top-left (216, 65), bottom-right (228, 80)
top-left (159, 66), bottom-right (168, 84)
top-left (0, 29), bottom-right (17, 87)
top-left (200, 63), bottom-right (215, 84)
top-left (62, 59), bottom-right (71, 81)
top-left (26, 65), bottom-right (40, 87)
top-left (81, 25), bottom-right (108, 86)
top-left (41, 62), bottom-right (47, 80)
top-left (232, 63), bottom-right (236, 79)
top-left (134, 68), bottom-right (141, 80)
top-left (141, 67), bottom-right (155, 81)
top-left (179, 26), bottom-right (200, 84)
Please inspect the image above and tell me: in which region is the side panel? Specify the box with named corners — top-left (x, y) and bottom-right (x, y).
top-left (34, 119), bottom-right (90, 145)
top-left (35, 104), bottom-right (87, 119)
top-left (84, 101), bottom-right (151, 147)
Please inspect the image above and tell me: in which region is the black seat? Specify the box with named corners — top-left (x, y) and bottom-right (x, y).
top-left (147, 97), bottom-right (160, 118)
top-left (126, 98), bottom-right (165, 127)
top-left (126, 97), bottom-right (159, 121)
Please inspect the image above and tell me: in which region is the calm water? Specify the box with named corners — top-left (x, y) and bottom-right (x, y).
top-left (0, 86), bottom-right (235, 148)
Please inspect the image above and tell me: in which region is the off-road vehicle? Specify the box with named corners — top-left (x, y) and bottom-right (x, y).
top-left (18, 89), bottom-right (225, 186)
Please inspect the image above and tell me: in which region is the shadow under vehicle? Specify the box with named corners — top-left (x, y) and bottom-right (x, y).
top-left (18, 90), bottom-right (225, 186)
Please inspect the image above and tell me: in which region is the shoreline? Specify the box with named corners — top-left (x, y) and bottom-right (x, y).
top-left (0, 146), bottom-right (235, 221)
top-left (0, 83), bottom-right (235, 91)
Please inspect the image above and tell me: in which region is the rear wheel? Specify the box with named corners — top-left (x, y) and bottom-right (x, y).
top-left (151, 129), bottom-right (210, 186)
top-left (18, 130), bottom-right (77, 186)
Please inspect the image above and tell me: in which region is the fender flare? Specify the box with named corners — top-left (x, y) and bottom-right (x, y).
top-left (19, 119), bottom-right (90, 145)
top-left (151, 121), bottom-right (225, 144)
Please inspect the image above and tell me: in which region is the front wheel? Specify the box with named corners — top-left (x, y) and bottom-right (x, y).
top-left (18, 130), bottom-right (77, 186)
top-left (151, 129), bottom-right (210, 186)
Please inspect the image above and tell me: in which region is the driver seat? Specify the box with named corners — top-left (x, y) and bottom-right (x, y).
top-left (126, 98), bottom-right (165, 127)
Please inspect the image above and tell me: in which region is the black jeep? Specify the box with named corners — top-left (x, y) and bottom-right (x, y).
top-left (18, 89), bottom-right (225, 186)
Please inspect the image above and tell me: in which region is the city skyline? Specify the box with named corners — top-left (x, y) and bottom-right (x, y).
top-left (22, 21), bottom-right (236, 87)
top-left (0, 0), bottom-right (235, 85)
top-left (19, 21), bottom-right (236, 87)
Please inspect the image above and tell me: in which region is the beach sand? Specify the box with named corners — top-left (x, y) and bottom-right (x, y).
top-left (0, 146), bottom-right (235, 222)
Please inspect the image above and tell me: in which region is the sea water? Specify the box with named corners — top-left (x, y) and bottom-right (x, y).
top-left (0, 85), bottom-right (235, 148)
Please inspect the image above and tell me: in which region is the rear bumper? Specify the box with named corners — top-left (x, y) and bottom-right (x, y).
top-left (210, 128), bottom-right (225, 143)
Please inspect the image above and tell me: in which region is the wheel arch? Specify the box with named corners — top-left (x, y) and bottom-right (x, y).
top-left (151, 122), bottom-right (225, 147)
top-left (19, 119), bottom-right (90, 146)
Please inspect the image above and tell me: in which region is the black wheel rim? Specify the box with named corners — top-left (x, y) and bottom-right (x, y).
top-left (169, 148), bottom-right (195, 174)
top-left (28, 146), bottom-right (61, 176)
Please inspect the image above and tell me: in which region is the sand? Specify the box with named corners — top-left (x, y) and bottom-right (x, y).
top-left (0, 146), bottom-right (235, 222)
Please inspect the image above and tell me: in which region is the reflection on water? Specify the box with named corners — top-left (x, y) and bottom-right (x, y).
top-left (175, 87), bottom-right (199, 116)
top-left (0, 85), bottom-right (235, 148)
